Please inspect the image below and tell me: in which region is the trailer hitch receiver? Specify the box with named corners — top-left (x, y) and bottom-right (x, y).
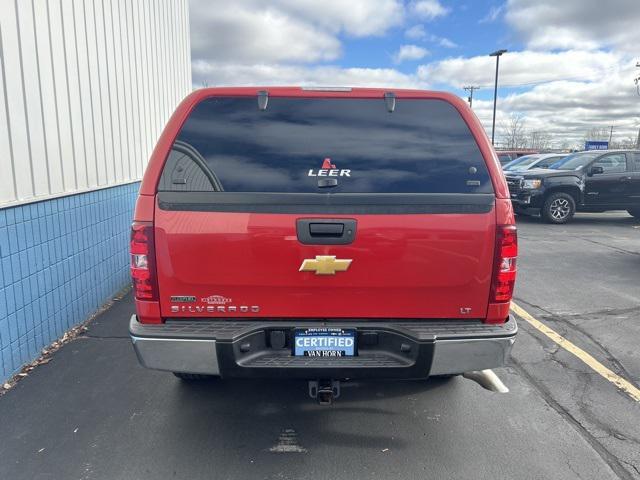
top-left (308, 380), bottom-right (341, 405)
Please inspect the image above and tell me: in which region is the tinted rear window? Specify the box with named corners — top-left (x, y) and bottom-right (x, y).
top-left (159, 97), bottom-right (492, 194)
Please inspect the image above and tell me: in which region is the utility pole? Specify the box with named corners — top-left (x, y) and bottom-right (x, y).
top-left (608, 125), bottom-right (614, 144)
top-left (635, 62), bottom-right (639, 149)
top-left (463, 86), bottom-right (480, 108)
top-left (490, 49), bottom-right (507, 145)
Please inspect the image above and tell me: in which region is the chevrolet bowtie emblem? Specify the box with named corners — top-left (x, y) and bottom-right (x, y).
top-left (299, 255), bottom-right (352, 275)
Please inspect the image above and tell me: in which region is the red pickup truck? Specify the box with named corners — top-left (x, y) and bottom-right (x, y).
top-left (129, 87), bottom-right (517, 401)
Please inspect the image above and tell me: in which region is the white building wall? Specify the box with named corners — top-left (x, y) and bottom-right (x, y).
top-left (0, 0), bottom-right (192, 207)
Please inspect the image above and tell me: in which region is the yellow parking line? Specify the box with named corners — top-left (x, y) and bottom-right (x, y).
top-left (510, 301), bottom-right (640, 403)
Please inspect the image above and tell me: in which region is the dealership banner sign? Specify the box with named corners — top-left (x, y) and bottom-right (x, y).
top-left (585, 141), bottom-right (608, 150)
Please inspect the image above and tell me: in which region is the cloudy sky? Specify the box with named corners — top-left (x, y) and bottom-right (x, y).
top-left (189, 0), bottom-right (640, 148)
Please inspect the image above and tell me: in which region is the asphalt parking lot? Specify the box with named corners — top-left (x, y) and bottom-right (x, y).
top-left (0, 211), bottom-right (638, 480)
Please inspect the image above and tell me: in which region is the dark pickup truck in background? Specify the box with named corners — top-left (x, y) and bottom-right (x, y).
top-left (506, 150), bottom-right (640, 223)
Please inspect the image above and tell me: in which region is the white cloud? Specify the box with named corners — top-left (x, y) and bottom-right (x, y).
top-left (189, 2), bottom-right (340, 64)
top-left (189, 0), bottom-right (405, 68)
top-left (418, 49), bottom-right (640, 147)
top-left (479, 4), bottom-right (504, 23)
top-left (418, 50), bottom-right (624, 88)
top-left (434, 36), bottom-right (457, 48)
top-left (405, 25), bottom-right (427, 40)
top-left (505, 0), bottom-right (640, 51)
top-left (471, 72), bottom-right (640, 148)
top-left (405, 25), bottom-right (457, 48)
top-left (410, 0), bottom-right (449, 20)
top-left (393, 45), bottom-right (430, 64)
top-left (189, 0), bottom-right (419, 90)
top-left (192, 61), bottom-right (423, 89)
top-left (273, 0), bottom-right (404, 37)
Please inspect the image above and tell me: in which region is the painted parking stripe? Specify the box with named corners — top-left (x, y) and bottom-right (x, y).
top-left (510, 301), bottom-right (640, 403)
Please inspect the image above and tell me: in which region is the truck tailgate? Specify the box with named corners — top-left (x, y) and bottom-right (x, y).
top-left (154, 207), bottom-right (496, 319)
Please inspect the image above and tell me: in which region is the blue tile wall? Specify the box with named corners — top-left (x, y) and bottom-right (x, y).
top-left (0, 183), bottom-right (139, 382)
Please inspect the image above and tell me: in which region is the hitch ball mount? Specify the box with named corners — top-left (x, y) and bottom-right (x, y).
top-left (308, 380), bottom-right (341, 405)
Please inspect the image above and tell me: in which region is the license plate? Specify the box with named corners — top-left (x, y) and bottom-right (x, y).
top-left (293, 328), bottom-right (356, 357)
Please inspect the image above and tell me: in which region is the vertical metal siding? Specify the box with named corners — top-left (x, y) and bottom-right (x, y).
top-left (0, 0), bottom-right (191, 207)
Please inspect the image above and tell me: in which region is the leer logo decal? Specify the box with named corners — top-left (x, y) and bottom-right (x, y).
top-left (307, 158), bottom-right (351, 178)
top-left (299, 255), bottom-right (352, 275)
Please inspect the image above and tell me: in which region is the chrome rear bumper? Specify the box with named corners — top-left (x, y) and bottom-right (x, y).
top-left (130, 316), bottom-right (517, 378)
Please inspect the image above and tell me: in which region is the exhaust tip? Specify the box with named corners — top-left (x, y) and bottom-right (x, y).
top-left (463, 369), bottom-right (509, 393)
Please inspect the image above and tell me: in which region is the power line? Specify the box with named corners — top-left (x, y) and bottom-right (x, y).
top-left (479, 76), bottom-right (592, 89)
top-left (463, 86), bottom-right (480, 108)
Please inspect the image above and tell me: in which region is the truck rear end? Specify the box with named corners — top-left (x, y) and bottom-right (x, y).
top-left (129, 87), bottom-right (517, 389)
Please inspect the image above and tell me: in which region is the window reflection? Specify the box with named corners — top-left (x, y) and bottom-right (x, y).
top-left (160, 97), bottom-right (493, 194)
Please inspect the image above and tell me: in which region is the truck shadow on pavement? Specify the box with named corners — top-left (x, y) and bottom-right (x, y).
top-left (164, 376), bottom-right (454, 451)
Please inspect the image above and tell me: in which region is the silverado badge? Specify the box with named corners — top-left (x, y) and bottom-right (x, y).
top-left (299, 255), bottom-right (352, 275)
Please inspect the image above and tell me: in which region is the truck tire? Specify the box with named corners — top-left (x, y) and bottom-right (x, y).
top-left (542, 192), bottom-right (575, 224)
top-left (628, 208), bottom-right (640, 219)
top-left (173, 372), bottom-right (215, 381)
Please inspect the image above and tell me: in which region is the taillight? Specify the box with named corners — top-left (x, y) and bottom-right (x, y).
top-left (130, 222), bottom-right (158, 301)
top-left (490, 225), bottom-right (517, 303)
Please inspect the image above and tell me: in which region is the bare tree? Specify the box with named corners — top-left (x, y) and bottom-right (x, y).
top-left (558, 140), bottom-right (572, 151)
top-left (611, 136), bottom-right (638, 149)
top-left (500, 113), bottom-right (528, 149)
top-left (583, 127), bottom-right (610, 142)
top-left (527, 131), bottom-right (552, 150)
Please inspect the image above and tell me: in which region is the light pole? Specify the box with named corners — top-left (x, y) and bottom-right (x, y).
top-left (490, 49), bottom-right (507, 145)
